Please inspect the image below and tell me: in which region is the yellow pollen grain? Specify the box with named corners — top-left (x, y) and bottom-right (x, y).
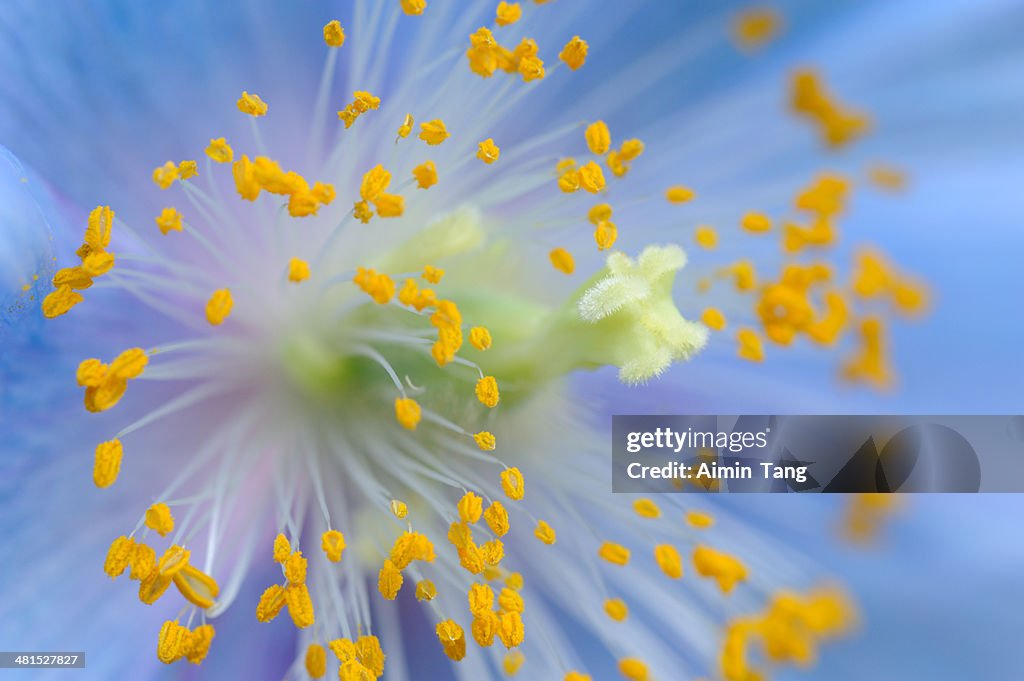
top-left (394, 397), bottom-right (422, 430)
top-left (558, 168), bottom-right (581, 193)
top-left (145, 503), bottom-right (175, 536)
top-left (549, 247), bottom-right (575, 274)
top-left (737, 327), bottom-right (765, 362)
top-left (632, 498), bottom-right (661, 519)
top-left (733, 7), bottom-right (781, 50)
top-left (374, 193), bottom-right (405, 218)
top-left (578, 161), bottom-right (606, 193)
top-left (654, 544), bottom-right (683, 579)
top-left (497, 610), bottom-right (524, 649)
top-left (401, 0), bottom-right (427, 16)
top-left (477, 138), bottom-right (501, 164)
top-left (285, 583), bottom-right (315, 628)
top-left (504, 650), bottom-right (525, 676)
top-left (594, 220), bottom-right (618, 251)
top-left (604, 598), bottom-right (628, 621)
top-left (177, 160), bottom-right (198, 180)
top-left (458, 491), bottom-right (484, 524)
top-left (422, 265), bottom-right (445, 284)
top-left (585, 121), bottom-right (611, 155)
top-left (416, 580), bottom-right (437, 601)
top-left (321, 530), bottom-right (346, 563)
top-left (618, 658), bottom-right (649, 681)
top-left (500, 467), bottom-right (525, 500)
top-left (598, 542), bottom-right (630, 566)
top-left (702, 307), bottom-right (726, 331)
top-left (559, 36), bottom-right (588, 70)
top-left (273, 534), bottom-right (291, 563)
top-left (398, 113), bottom-right (415, 139)
top-left (469, 326), bottom-right (492, 350)
top-left (360, 164), bottom-right (392, 202)
top-left (152, 161), bottom-right (178, 190)
top-left (93, 439), bottom-right (123, 488)
top-left (323, 20), bottom-right (345, 48)
top-left (587, 203), bottom-right (612, 224)
top-left (237, 91), bottom-right (268, 117)
top-left (256, 584), bottom-right (287, 622)
top-left (288, 257), bottom-right (310, 283)
top-left (565, 673), bottom-right (592, 681)
top-left (741, 211), bottom-right (772, 233)
top-left (437, 620), bottom-right (466, 662)
top-left (686, 510), bottom-right (715, 529)
top-left (284, 551), bottom-right (308, 585)
top-left (305, 643), bottom-right (327, 678)
top-left (205, 289), bottom-right (233, 326)
top-left (390, 500), bottom-right (409, 519)
top-left (412, 160), bottom-right (438, 189)
top-left (484, 501), bottom-right (510, 537)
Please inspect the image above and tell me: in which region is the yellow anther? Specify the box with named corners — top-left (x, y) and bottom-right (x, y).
top-left (416, 579), bottom-right (437, 601)
top-left (504, 650), bottom-right (525, 676)
top-left (468, 327), bottom-right (492, 351)
top-left (232, 155), bottom-right (261, 201)
top-left (472, 611), bottom-right (500, 647)
top-left (841, 317), bottom-right (892, 389)
top-left (483, 501), bottom-right (510, 537)
top-left (359, 165), bottom-right (391, 202)
top-left (318, 529), bottom-right (346, 563)
top-left (306, 643), bottom-right (327, 678)
top-left (177, 160), bottom-right (198, 180)
top-left (549, 247), bottom-right (575, 274)
top-left (632, 498), bottom-right (661, 519)
top-left (448, 521), bottom-right (473, 550)
top-left (498, 611), bottom-right (524, 649)
top-left (398, 113), bottom-right (415, 139)
top-left (145, 503), bottom-right (175, 536)
top-left (468, 582), bottom-right (495, 616)
top-left (152, 161), bottom-right (179, 190)
top-left (475, 431), bottom-right (497, 451)
top-left (354, 636), bottom-right (385, 678)
top-left (693, 545), bottom-right (749, 593)
top-left (587, 203), bottom-right (613, 224)
top-left (495, 2), bottom-right (522, 26)
top-left (311, 182), bottom-right (336, 205)
top-left (598, 542), bottom-right (630, 566)
top-left (256, 584), bottom-right (287, 622)
top-left (694, 225), bottom-right (717, 249)
top-left (518, 54), bottom-right (545, 82)
top-left (284, 551), bottom-right (308, 585)
top-left (352, 90), bottom-right (381, 113)
top-left (497, 588), bottom-right (524, 615)
top-left (702, 307), bottom-right (726, 331)
top-left (390, 499), bottom-right (408, 519)
top-left (606, 150), bottom-right (628, 178)
top-left (273, 534), bottom-right (291, 563)
top-left (500, 467), bottom-right (524, 500)
top-left (477, 138), bottom-right (501, 164)
top-left (129, 542), bottom-right (156, 580)
top-left (665, 185), bottom-right (696, 203)
top-left (353, 267), bottom-right (396, 304)
top-left (868, 163), bottom-right (907, 191)
top-left (585, 121), bottom-right (611, 156)
top-left (156, 207), bottom-right (183, 235)
top-left (285, 583), bottom-right (315, 628)
top-left (398, 279), bottom-right (421, 307)
top-left (412, 160), bottom-right (438, 189)
top-left (185, 624), bottom-right (215, 665)
top-left (80, 251), bottom-right (114, 277)
top-left (456, 491), bottom-right (483, 524)
top-left (505, 572), bottom-right (524, 590)
top-left (378, 559), bottom-right (404, 600)
top-left (737, 327), bottom-right (764, 362)
top-left (93, 439), bottom-right (123, 488)
top-left (52, 267), bottom-right (94, 291)
top-left (42, 285), bottom-right (83, 318)
top-left (437, 620), bottom-right (467, 661)
top-left (481, 539), bottom-right (505, 567)
top-left (654, 544), bottom-right (683, 579)
top-left (578, 161), bottom-right (606, 193)
top-left (173, 564), bottom-right (220, 610)
top-left (618, 658), bottom-right (649, 681)
top-left (686, 510), bottom-right (715, 528)
top-left (475, 375), bottom-right (500, 408)
top-left (394, 397), bottom-right (422, 430)
top-left (157, 545), bottom-right (191, 577)
top-left (419, 119), bottom-right (450, 145)
top-left (401, 0), bottom-right (427, 15)
top-left (618, 138), bottom-right (645, 161)
top-left (157, 620), bottom-right (191, 664)
top-left (323, 20), bottom-right (345, 47)
top-left (374, 193), bottom-right (405, 218)
top-left (729, 260), bottom-right (758, 291)
top-left (205, 288), bottom-right (233, 326)
top-left (205, 138), bottom-right (234, 163)
top-left (790, 69), bottom-right (870, 148)
top-left (733, 7), bottom-right (781, 50)
top-left (138, 567), bottom-right (173, 605)
top-left (558, 168), bottom-right (581, 193)
top-left (237, 91), bottom-right (268, 116)
top-left (556, 157), bottom-right (578, 173)
top-left (104, 535), bottom-right (135, 578)
top-left (604, 598), bottom-right (628, 621)
top-left (337, 105), bottom-right (359, 128)
top-left (565, 672), bottom-right (592, 681)
top-left (741, 211), bottom-right (772, 233)
top-left (559, 36), bottom-right (588, 70)
top-left (353, 200), bottom-right (373, 224)
top-left (594, 221), bottom-right (617, 251)
top-left (109, 348), bottom-right (147, 380)
top-left (82, 376), bottom-right (128, 414)
top-left (533, 520), bottom-right (556, 545)
top-left (288, 257), bottom-right (310, 283)
top-left (470, 26), bottom-right (496, 48)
